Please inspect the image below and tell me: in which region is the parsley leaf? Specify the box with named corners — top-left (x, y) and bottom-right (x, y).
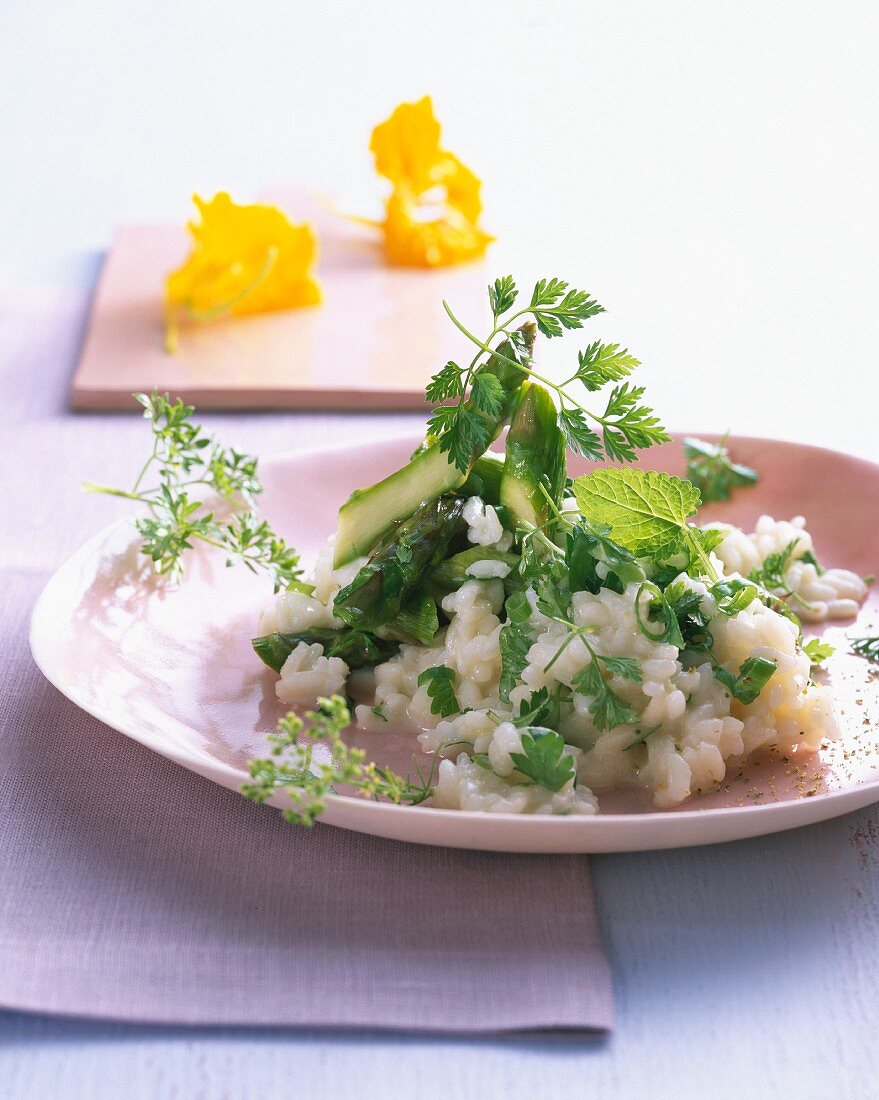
top-left (684, 436), bottom-right (759, 504)
top-left (803, 638), bottom-right (835, 664)
top-left (748, 539), bottom-right (802, 592)
top-left (509, 729), bottom-right (576, 791)
top-left (529, 279), bottom-right (604, 338)
top-left (599, 383), bottom-right (670, 463)
top-left (425, 361), bottom-right (465, 403)
top-left (575, 341), bottom-right (641, 392)
top-left (499, 620), bottom-right (533, 702)
top-left (489, 275), bottom-right (517, 318)
top-left (573, 658), bottom-right (641, 731)
top-left (417, 665), bottom-right (461, 717)
top-left (513, 686), bottom-right (563, 730)
top-left (470, 371), bottom-right (506, 419)
top-left (558, 406), bottom-right (603, 460)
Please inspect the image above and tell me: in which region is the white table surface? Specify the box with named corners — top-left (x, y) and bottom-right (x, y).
top-left (2, 2), bottom-right (878, 1096)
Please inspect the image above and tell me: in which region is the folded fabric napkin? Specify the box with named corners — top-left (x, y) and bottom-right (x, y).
top-left (0, 287), bottom-right (613, 1034)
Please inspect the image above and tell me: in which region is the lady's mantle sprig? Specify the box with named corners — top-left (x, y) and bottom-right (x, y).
top-left (85, 391), bottom-right (301, 589)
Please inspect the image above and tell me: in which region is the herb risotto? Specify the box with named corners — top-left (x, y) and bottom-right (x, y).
top-left (249, 275), bottom-right (869, 817)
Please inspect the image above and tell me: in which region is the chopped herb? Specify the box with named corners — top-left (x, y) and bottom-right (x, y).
top-left (711, 579), bottom-right (760, 616)
top-left (634, 581), bottom-right (686, 647)
top-left (715, 657), bottom-right (777, 705)
top-left (850, 636), bottom-right (879, 662)
top-left (684, 435), bottom-right (759, 503)
top-left (509, 728), bottom-right (576, 792)
top-left (417, 665), bottom-right (460, 717)
top-left (624, 724), bottom-right (662, 751)
top-left (803, 638), bottom-right (835, 665)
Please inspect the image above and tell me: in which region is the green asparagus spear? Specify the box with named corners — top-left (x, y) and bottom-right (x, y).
top-left (252, 628), bottom-right (400, 674)
top-left (334, 497), bottom-right (467, 633)
top-left (500, 382), bottom-right (567, 528)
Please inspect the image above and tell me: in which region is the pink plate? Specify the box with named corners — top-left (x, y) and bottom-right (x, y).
top-left (29, 434), bottom-right (879, 852)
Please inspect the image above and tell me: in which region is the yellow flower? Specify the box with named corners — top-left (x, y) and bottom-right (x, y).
top-left (369, 97), bottom-right (493, 267)
top-left (165, 192), bottom-right (321, 352)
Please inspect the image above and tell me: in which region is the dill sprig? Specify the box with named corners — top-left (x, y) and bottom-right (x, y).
top-left (241, 696), bottom-right (438, 826)
top-left (428, 276), bottom-right (669, 472)
top-left (85, 390), bottom-right (301, 589)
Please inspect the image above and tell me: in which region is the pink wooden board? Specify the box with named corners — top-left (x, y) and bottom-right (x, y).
top-left (70, 195), bottom-right (496, 411)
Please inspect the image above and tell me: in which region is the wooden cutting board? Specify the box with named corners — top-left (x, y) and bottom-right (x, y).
top-left (70, 193), bottom-right (498, 411)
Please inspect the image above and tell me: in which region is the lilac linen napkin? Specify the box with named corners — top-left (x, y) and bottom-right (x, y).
top-left (0, 286), bottom-right (613, 1033)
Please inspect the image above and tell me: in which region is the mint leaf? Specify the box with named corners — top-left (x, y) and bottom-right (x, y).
top-left (417, 665), bottom-right (460, 717)
top-left (509, 729), bottom-right (576, 791)
top-left (572, 467), bottom-right (703, 563)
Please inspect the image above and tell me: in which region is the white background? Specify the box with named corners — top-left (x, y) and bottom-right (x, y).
top-left (3, 0), bottom-right (878, 454)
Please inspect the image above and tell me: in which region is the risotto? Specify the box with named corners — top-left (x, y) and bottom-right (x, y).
top-left (257, 505), bottom-right (867, 814)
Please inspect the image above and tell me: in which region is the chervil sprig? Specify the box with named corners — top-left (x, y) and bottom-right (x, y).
top-left (684, 435), bottom-right (759, 504)
top-left (241, 696), bottom-right (437, 826)
top-left (85, 390), bottom-right (301, 589)
top-left (429, 276), bottom-right (669, 474)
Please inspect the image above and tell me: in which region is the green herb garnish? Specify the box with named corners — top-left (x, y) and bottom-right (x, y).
top-left (572, 651), bottom-right (642, 732)
top-left (684, 435), bottom-right (759, 504)
top-left (429, 277), bottom-right (669, 473)
top-left (85, 391), bottom-right (300, 589)
top-left (715, 656), bottom-right (778, 705)
top-left (509, 728), bottom-right (576, 792)
top-left (803, 638), bottom-right (835, 665)
top-left (572, 467), bottom-right (715, 577)
top-left (242, 696), bottom-right (436, 827)
top-left (417, 665), bottom-right (461, 717)
top-left (850, 636), bottom-right (879, 662)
